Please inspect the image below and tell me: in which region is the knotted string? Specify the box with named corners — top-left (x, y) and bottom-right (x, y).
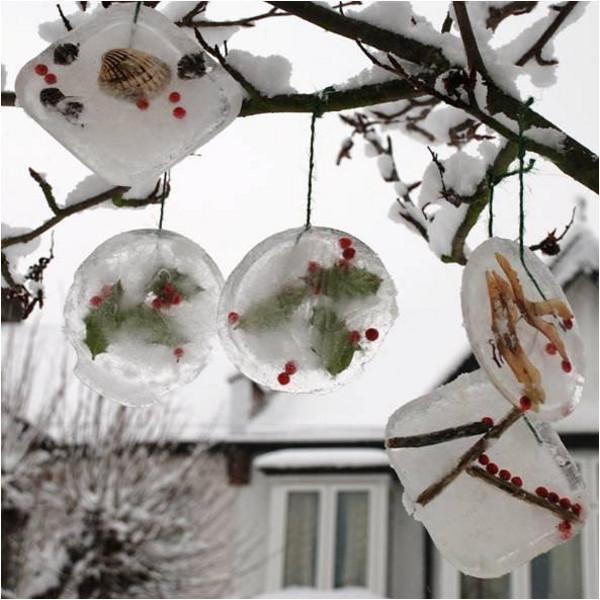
top-left (304, 87), bottom-right (334, 231)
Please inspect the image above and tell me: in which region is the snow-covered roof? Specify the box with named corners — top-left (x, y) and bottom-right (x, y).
top-left (255, 448), bottom-right (389, 470)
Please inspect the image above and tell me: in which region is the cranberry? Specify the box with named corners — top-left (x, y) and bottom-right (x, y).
top-left (557, 520), bottom-right (572, 539)
top-left (169, 91), bottom-right (181, 103)
top-left (152, 298), bottom-right (163, 310)
top-left (548, 492), bottom-right (559, 503)
top-left (90, 295), bottom-right (103, 307)
top-left (228, 312), bottom-right (239, 325)
top-left (284, 361), bottom-right (297, 375)
top-left (563, 318), bottom-right (573, 330)
top-left (174, 347), bottom-right (184, 360)
top-left (545, 343), bottom-right (557, 355)
top-left (486, 463), bottom-right (499, 475)
top-left (172, 294), bottom-right (182, 305)
top-left (478, 454), bottom-right (490, 466)
top-left (307, 261), bottom-right (320, 273)
top-left (365, 328), bottom-right (379, 341)
top-left (136, 98), bottom-right (149, 110)
top-left (173, 106), bottom-right (186, 119)
top-left (561, 360), bottom-right (572, 373)
top-left (559, 497), bottom-right (571, 510)
top-left (499, 469), bottom-right (511, 481)
top-left (44, 73), bottom-right (57, 84)
top-left (343, 247), bottom-right (356, 260)
top-left (35, 64), bottom-right (48, 76)
top-left (339, 237), bottom-right (353, 249)
top-left (277, 372), bottom-right (290, 385)
top-left (511, 476), bottom-right (523, 487)
top-left (571, 503), bottom-right (582, 516)
top-left (481, 417), bottom-right (494, 427)
top-left (535, 486), bottom-right (548, 498)
top-left (520, 396), bottom-right (532, 411)
top-left (349, 330), bottom-right (361, 345)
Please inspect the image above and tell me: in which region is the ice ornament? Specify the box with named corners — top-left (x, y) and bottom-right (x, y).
top-left (64, 229), bottom-right (223, 406)
top-left (15, 4), bottom-right (243, 187)
top-left (462, 238), bottom-right (584, 421)
top-left (218, 227), bottom-right (398, 392)
top-left (385, 370), bottom-right (587, 578)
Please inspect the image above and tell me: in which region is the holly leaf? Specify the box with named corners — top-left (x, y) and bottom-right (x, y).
top-left (312, 265), bottom-right (382, 301)
top-left (310, 305), bottom-right (357, 376)
top-left (83, 281), bottom-right (123, 359)
top-left (119, 304), bottom-right (181, 346)
top-left (239, 285), bottom-right (310, 331)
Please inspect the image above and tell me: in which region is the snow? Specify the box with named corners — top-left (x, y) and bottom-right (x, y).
top-left (1, 223), bottom-right (42, 285)
top-left (427, 203), bottom-right (469, 258)
top-left (256, 587), bottom-right (381, 599)
top-left (226, 50), bottom-right (296, 97)
top-left (255, 448), bottom-right (389, 470)
top-left (218, 227), bottom-right (398, 393)
top-left (19, 4), bottom-right (244, 187)
top-left (551, 227), bottom-right (599, 287)
top-left (376, 154), bottom-right (395, 181)
top-left (1, 64), bottom-right (6, 91)
top-left (38, 6), bottom-right (99, 43)
top-left (525, 126), bottom-right (566, 151)
top-left (386, 369), bottom-right (588, 578)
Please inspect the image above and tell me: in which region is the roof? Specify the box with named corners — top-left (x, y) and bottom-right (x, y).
top-left (255, 448), bottom-right (389, 471)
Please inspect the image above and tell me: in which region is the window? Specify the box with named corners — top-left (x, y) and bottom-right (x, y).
top-left (266, 475), bottom-right (388, 596)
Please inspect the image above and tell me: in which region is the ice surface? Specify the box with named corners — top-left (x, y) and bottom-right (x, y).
top-left (218, 227), bottom-right (398, 393)
top-left (17, 4), bottom-right (243, 187)
top-left (462, 238), bottom-right (585, 421)
top-left (64, 229), bottom-right (223, 406)
top-left (385, 370), bottom-right (588, 578)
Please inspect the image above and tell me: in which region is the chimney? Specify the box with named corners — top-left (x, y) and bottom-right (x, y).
top-left (228, 373), bottom-right (267, 435)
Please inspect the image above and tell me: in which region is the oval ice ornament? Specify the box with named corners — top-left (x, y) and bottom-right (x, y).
top-left (461, 238), bottom-right (584, 421)
top-left (218, 227), bottom-right (398, 392)
top-left (14, 4), bottom-right (243, 187)
top-left (385, 370), bottom-right (587, 578)
top-left (64, 230), bottom-right (223, 406)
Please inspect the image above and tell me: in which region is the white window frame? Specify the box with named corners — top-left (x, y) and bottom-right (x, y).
top-left (265, 473), bottom-right (389, 596)
top-left (435, 451), bottom-right (599, 599)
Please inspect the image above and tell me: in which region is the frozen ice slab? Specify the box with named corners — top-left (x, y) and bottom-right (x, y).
top-left (385, 370), bottom-right (587, 578)
top-left (15, 4), bottom-right (243, 187)
top-left (461, 238), bottom-right (584, 421)
top-left (64, 229), bottom-right (223, 406)
top-left (218, 227), bottom-right (398, 392)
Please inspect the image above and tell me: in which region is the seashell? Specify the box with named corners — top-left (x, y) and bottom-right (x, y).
top-left (177, 52), bottom-right (207, 80)
top-left (98, 48), bottom-right (171, 101)
top-left (53, 43), bottom-right (79, 65)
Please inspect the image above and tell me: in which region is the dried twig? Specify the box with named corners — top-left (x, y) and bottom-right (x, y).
top-left (453, 2), bottom-right (490, 80)
top-left (529, 207), bottom-right (576, 255)
top-left (56, 3), bottom-right (73, 31)
top-left (486, 1), bottom-right (538, 31)
top-left (386, 421), bottom-right (492, 448)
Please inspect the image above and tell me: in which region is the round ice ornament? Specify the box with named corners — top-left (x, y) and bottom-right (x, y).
top-left (14, 4), bottom-right (243, 187)
top-left (218, 227), bottom-right (398, 392)
top-left (64, 229), bottom-right (223, 406)
top-left (461, 238), bottom-right (584, 421)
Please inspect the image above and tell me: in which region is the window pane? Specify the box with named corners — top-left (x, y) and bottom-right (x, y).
top-left (334, 491), bottom-right (369, 588)
top-left (283, 492), bottom-right (319, 587)
top-left (531, 536), bottom-right (583, 598)
top-left (460, 574), bottom-right (510, 599)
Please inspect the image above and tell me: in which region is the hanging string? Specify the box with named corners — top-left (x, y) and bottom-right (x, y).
top-left (487, 173), bottom-right (495, 238)
top-left (516, 99), bottom-right (546, 300)
top-left (133, 1), bottom-right (142, 24)
top-left (158, 170), bottom-right (170, 230)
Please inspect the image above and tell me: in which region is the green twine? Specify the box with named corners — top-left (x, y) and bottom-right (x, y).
top-left (158, 171), bottom-right (170, 230)
top-left (487, 173), bottom-right (495, 238)
top-left (133, 1), bottom-right (142, 24)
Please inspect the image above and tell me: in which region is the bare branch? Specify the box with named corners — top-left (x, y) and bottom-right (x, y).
top-left (386, 420), bottom-right (492, 448)
top-left (486, 1), bottom-right (537, 31)
top-left (453, 2), bottom-right (490, 80)
top-left (56, 3), bottom-right (73, 32)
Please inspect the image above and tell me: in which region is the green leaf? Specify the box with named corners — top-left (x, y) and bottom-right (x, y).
top-left (312, 265), bottom-right (382, 301)
top-left (119, 304), bottom-right (181, 346)
top-left (239, 285), bottom-right (310, 331)
top-left (310, 305), bottom-right (357, 376)
top-left (83, 282), bottom-right (122, 359)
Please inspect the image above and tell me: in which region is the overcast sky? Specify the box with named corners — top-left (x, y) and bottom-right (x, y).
top-left (1, 1), bottom-right (598, 435)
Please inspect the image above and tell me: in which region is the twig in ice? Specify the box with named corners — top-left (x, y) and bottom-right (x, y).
top-left (386, 420), bottom-right (492, 448)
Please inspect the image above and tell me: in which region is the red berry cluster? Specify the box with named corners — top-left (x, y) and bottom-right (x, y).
top-left (535, 487), bottom-right (581, 539)
top-left (136, 90), bottom-right (186, 117)
top-left (477, 447), bottom-right (524, 488)
top-left (152, 282), bottom-right (182, 310)
top-left (34, 63), bottom-right (57, 84)
top-left (339, 237), bottom-right (356, 261)
top-left (89, 284), bottom-right (114, 308)
top-left (277, 361), bottom-right (297, 385)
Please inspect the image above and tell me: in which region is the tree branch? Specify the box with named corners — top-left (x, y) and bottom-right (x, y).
top-left (386, 420), bottom-right (491, 448)
top-left (453, 2), bottom-right (490, 80)
top-left (486, 2), bottom-right (537, 32)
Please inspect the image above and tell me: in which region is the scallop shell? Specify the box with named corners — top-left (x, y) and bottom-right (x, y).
top-left (98, 48), bottom-right (171, 100)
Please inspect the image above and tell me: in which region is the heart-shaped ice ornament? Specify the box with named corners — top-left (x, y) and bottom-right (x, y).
top-left (15, 4), bottom-right (243, 187)
top-left (461, 238), bottom-right (585, 421)
top-left (385, 370), bottom-right (587, 578)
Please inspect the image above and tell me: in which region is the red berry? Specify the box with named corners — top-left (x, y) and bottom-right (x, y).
top-left (499, 469), bottom-right (511, 481)
top-left (172, 293), bottom-right (182, 305)
top-left (557, 520), bottom-right (572, 539)
top-left (284, 361), bottom-right (297, 375)
top-left (561, 360), bottom-right (572, 373)
top-left (342, 247), bottom-right (356, 260)
top-left (559, 497), bottom-right (571, 509)
top-left (548, 492), bottom-right (559, 503)
top-left (563, 318), bottom-right (573, 330)
top-left (228, 312), bottom-right (239, 325)
top-left (511, 476), bottom-right (523, 487)
top-left (169, 91), bottom-right (181, 103)
top-left (35, 64), bottom-right (48, 76)
top-left (478, 454), bottom-right (490, 466)
top-left (339, 237), bottom-right (353, 249)
top-left (486, 463), bottom-right (499, 475)
top-left (520, 396), bottom-right (532, 411)
top-left (307, 261), bottom-right (320, 273)
top-left (277, 372), bottom-right (290, 385)
top-left (545, 343), bottom-right (557, 355)
top-left (349, 330), bottom-right (361, 345)
top-left (571, 503), bottom-right (582, 516)
top-left (44, 73), bottom-right (57, 84)
top-left (481, 416), bottom-right (494, 427)
top-left (136, 98), bottom-right (149, 110)
top-left (174, 347), bottom-right (184, 360)
top-left (536, 486), bottom-right (548, 498)
top-left (152, 298), bottom-right (163, 310)
top-left (90, 295), bottom-right (103, 307)
top-left (173, 106), bottom-right (186, 119)
top-left (365, 328), bottom-right (379, 341)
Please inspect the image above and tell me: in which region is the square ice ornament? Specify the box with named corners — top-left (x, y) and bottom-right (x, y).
top-left (15, 4), bottom-right (243, 187)
top-left (385, 370), bottom-right (587, 578)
